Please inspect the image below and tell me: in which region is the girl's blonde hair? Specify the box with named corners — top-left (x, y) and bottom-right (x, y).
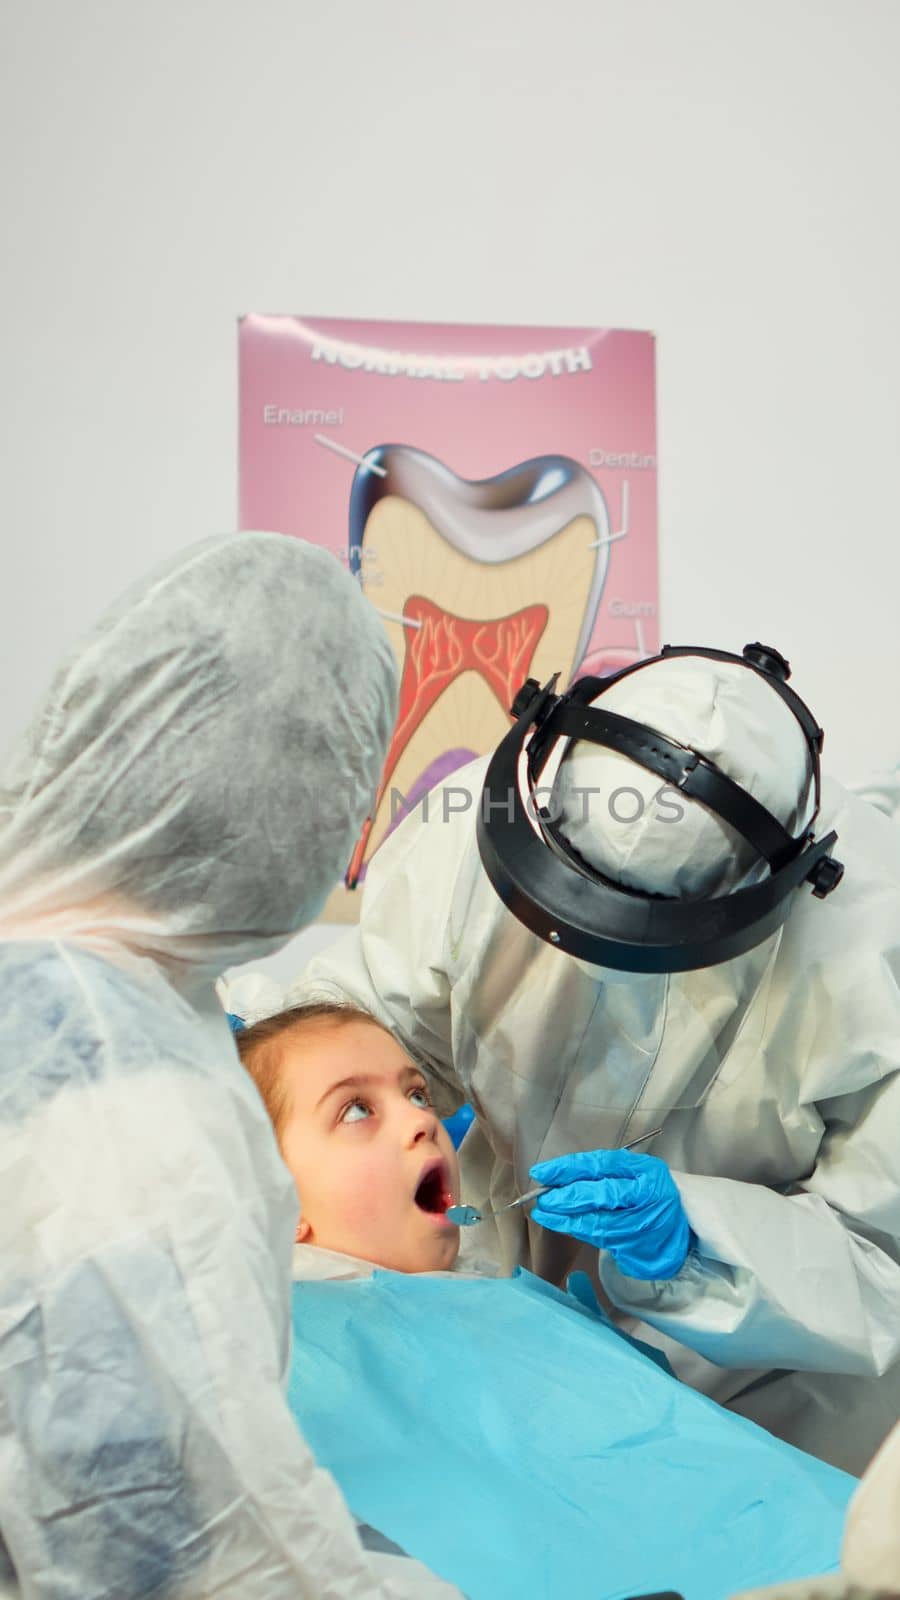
top-left (234, 1001), bottom-right (384, 1135)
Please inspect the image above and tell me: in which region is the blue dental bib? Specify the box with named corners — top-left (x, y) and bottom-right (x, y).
top-left (289, 1268), bottom-right (854, 1600)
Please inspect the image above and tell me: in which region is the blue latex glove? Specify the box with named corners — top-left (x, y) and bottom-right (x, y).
top-left (529, 1147), bottom-right (694, 1281)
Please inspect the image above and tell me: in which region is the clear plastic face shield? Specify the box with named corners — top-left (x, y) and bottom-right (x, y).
top-left (476, 642), bottom-right (844, 977)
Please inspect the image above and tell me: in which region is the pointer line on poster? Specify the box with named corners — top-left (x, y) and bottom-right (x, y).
top-left (313, 433), bottom-right (388, 477)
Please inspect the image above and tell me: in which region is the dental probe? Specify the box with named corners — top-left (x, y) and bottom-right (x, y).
top-left (445, 1126), bottom-right (664, 1227)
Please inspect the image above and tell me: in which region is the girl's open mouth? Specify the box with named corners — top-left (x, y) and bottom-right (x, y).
top-left (414, 1160), bottom-right (453, 1218)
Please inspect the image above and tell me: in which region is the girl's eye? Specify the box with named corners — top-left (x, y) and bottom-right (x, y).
top-left (409, 1085), bottom-right (432, 1110)
top-left (340, 1098), bottom-right (372, 1124)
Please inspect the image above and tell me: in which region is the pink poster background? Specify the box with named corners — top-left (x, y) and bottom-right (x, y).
top-left (238, 314), bottom-right (658, 671)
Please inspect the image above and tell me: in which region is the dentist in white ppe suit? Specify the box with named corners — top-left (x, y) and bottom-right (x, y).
top-left (0, 533), bottom-right (462, 1599)
top-left (292, 643), bottom-right (900, 1477)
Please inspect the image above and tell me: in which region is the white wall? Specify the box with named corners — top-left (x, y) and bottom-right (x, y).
top-left (2, 0), bottom-right (898, 980)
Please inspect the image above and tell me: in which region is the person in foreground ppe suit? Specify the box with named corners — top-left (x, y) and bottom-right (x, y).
top-left (290, 643), bottom-right (900, 1477)
top-left (0, 532), bottom-right (463, 1600)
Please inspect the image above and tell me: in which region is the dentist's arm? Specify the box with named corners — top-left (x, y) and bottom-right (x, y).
top-left (600, 1073), bottom-right (900, 1378)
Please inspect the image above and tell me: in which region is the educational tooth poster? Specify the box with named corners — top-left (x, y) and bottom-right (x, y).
top-left (239, 315), bottom-right (658, 921)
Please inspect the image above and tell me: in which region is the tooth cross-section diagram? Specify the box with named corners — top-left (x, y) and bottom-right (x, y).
top-left (346, 445), bottom-right (612, 882)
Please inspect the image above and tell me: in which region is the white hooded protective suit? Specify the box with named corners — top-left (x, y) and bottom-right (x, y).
top-left (291, 654), bottom-right (900, 1476)
top-left (0, 533), bottom-right (462, 1599)
top-left (851, 761), bottom-right (900, 825)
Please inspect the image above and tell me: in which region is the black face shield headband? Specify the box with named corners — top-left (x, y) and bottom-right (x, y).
top-left (475, 643), bottom-right (844, 974)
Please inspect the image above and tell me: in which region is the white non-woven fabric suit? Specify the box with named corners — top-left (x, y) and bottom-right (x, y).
top-left (292, 654), bottom-right (900, 1476)
top-left (852, 761), bottom-right (900, 825)
top-left (0, 533), bottom-right (462, 1600)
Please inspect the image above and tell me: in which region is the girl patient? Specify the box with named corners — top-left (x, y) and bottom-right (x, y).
top-left (235, 1003), bottom-right (462, 1274)
top-left (232, 999), bottom-right (855, 1600)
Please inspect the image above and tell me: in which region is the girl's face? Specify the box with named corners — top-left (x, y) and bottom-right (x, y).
top-left (278, 1019), bottom-right (461, 1273)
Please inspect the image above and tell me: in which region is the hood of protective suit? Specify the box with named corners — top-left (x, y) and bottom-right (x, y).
top-left (0, 531), bottom-right (397, 982)
top-left (551, 653), bottom-right (816, 903)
